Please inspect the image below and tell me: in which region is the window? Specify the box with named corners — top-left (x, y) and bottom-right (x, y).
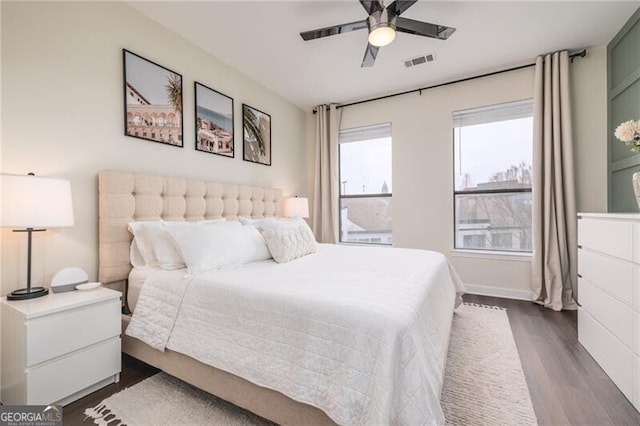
top-left (339, 123), bottom-right (392, 245)
top-left (453, 99), bottom-right (533, 253)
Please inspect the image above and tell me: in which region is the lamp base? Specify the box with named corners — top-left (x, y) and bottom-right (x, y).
top-left (7, 286), bottom-right (49, 300)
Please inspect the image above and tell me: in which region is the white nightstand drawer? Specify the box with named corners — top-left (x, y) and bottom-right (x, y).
top-left (2, 288), bottom-right (122, 406)
top-left (26, 337), bottom-right (120, 405)
top-left (26, 298), bottom-right (120, 367)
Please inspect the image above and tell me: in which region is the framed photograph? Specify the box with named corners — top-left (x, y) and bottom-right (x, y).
top-left (242, 104), bottom-right (271, 166)
top-left (194, 82), bottom-right (234, 157)
top-left (123, 49), bottom-right (183, 147)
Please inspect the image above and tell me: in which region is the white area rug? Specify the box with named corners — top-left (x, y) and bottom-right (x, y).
top-left (442, 303), bottom-right (537, 425)
top-left (85, 303), bottom-right (537, 426)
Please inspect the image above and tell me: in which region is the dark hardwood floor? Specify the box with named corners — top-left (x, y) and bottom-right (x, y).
top-left (63, 295), bottom-right (640, 425)
top-left (465, 294), bottom-right (640, 426)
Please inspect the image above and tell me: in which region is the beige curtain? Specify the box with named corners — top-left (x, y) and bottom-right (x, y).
top-left (532, 50), bottom-right (578, 311)
top-left (312, 104), bottom-right (341, 243)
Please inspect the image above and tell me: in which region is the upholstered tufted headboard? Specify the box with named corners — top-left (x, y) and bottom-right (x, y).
top-left (98, 170), bottom-right (284, 284)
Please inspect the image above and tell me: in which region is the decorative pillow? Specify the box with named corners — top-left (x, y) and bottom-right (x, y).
top-left (254, 216), bottom-right (314, 234)
top-left (261, 226), bottom-right (317, 263)
top-left (164, 224), bottom-right (271, 274)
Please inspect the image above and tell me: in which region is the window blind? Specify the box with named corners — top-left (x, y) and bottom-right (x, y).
top-left (453, 99), bottom-right (533, 128)
top-left (339, 122), bottom-right (391, 144)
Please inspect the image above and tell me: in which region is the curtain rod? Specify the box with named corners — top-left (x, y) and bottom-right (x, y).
top-left (313, 49), bottom-right (587, 114)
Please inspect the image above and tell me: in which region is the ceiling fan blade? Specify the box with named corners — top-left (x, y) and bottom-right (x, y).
top-left (396, 17), bottom-right (456, 40)
top-left (387, 0), bottom-right (418, 17)
top-left (361, 43), bottom-right (379, 67)
top-left (359, 0), bottom-right (384, 15)
top-left (300, 20), bottom-right (368, 41)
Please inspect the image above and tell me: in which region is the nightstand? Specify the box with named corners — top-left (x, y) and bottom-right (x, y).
top-left (1, 287), bottom-right (121, 406)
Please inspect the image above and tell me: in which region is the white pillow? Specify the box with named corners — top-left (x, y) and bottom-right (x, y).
top-left (130, 239), bottom-right (147, 269)
top-left (261, 226), bottom-right (317, 263)
top-left (238, 216), bottom-right (278, 225)
top-left (128, 222), bottom-right (162, 267)
top-left (157, 220), bottom-right (240, 270)
top-left (200, 219), bottom-right (230, 225)
top-left (155, 223), bottom-right (188, 270)
top-left (128, 219), bottom-right (232, 270)
top-left (164, 224), bottom-right (271, 274)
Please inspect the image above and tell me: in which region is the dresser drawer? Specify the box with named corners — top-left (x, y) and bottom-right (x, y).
top-left (634, 353), bottom-right (640, 411)
top-left (578, 217), bottom-right (633, 261)
top-left (578, 248), bottom-right (634, 304)
top-left (580, 277), bottom-right (633, 348)
top-left (26, 337), bottom-right (120, 405)
top-left (634, 310), bottom-right (640, 356)
top-left (579, 308), bottom-right (633, 401)
top-left (26, 299), bottom-right (120, 367)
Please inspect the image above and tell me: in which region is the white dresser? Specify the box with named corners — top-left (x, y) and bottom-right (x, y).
top-left (1, 287), bottom-right (121, 406)
top-left (577, 213), bottom-right (640, 411)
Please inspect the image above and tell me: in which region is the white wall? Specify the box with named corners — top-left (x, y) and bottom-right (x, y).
top-left (572, 46), bottom-right (608, 213)
top-left (340, 50), bottom-right (608, 298)
top-left (0, 1), bottom-right (309, 295)
top-left (0, 3), bottom-right (610, 300)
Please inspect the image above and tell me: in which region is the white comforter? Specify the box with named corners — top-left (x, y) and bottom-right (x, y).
top-left (126, 244), bottom-right (465, 425)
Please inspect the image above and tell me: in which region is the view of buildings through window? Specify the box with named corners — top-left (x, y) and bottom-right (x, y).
top-left (454, 100), bottom-right (534, 252)
top-left (339, 123), bottom-right (392, 245)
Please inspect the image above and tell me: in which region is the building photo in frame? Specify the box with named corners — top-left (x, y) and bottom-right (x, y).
top-left (195, 82), bottom-right (234, 157)
top-left (242, 104), bottom-right (271, 166)
top-left (123, 49), bottom-right (183, 147)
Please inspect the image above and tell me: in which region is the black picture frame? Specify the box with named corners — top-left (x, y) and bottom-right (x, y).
top-left (194, 82), bottom-right (234, 158)
top-left (242, 104), bottom-right (271, 166)
top-left (123, 49), bottom-right (183, 147)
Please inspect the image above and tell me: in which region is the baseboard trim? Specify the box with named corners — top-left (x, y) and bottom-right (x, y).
top-left (464, 284), bottom-right (534, 301)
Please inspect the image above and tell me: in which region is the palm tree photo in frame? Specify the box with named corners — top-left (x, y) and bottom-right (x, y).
top-left (243, 104), bottom-right (271, 166)
top-left (195, 82), bottom-right (234, 157)
top-left (123, 49), bottom-right (183, 147)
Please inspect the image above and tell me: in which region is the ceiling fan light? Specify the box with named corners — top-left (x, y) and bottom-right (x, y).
top-left (368, 25), bottom-right (396, 47)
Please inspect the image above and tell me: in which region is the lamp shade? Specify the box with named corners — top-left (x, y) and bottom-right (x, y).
top-left (284, 197), bottom-right (309, 218)
top-left (0, 174), bottom-right (74, 228)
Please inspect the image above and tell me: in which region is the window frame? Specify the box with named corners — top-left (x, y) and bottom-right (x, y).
top-left (338, 192), bottom-right (393, 246)
top-left (338, 123), bottom-right (392, 246)
top-left (452, 100), bottom-right (533, 254)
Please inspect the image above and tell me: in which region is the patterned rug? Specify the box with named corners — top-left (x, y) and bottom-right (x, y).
top-left (85, 303), bottom-right (537, 425)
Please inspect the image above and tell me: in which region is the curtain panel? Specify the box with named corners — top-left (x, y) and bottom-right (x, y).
top-left (312, 104), bottom-right (341, 243)
top-left (531, 50), bottom-right (578, 311)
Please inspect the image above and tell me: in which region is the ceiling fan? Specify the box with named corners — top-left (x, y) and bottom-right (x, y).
top-left (300, 0), bottom-right (455, 67)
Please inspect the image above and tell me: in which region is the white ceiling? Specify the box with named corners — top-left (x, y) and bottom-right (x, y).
top-left (129, 1), bottom-right (639, 111)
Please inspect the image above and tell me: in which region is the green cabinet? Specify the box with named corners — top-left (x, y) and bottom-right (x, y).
top-left (608, 7), bottom-right (640, 212)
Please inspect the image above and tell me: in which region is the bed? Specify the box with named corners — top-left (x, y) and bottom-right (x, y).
top-left (98, 170), bottom-right (465, 425)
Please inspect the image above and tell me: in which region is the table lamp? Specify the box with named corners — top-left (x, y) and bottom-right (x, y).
top-left (0, 173), bottom-right (74, 300)
top-left (284, 196), bottom-right (309, 218)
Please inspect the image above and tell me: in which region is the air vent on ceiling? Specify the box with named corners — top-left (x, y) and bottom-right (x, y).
top-left (404, 53), bottom-right (435, 68)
